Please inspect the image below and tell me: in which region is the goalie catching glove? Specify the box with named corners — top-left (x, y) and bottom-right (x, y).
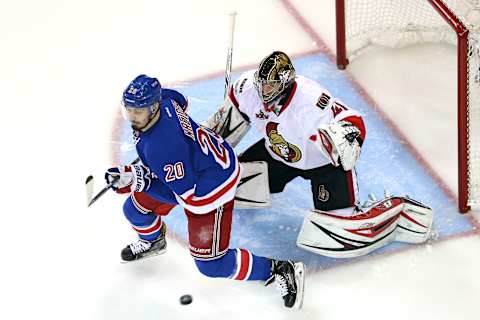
top-left (105, 164), bottom-right (152, 193)
top-left (316, 120), bottom-right (362, 171)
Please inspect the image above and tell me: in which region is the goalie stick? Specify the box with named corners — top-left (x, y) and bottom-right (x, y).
top-left (224, 11), bottom-right (236, 100)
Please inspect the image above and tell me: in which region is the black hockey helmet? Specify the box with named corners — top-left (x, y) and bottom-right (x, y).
top-left (254, 51), bottom-right (296, 106)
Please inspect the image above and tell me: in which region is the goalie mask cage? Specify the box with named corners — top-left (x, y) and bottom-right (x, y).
top-left (335, 0), bottom-right (480, 213)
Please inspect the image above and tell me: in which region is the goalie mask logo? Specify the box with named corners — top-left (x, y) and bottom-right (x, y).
top-left (266, 122), bottom-right (301, 163)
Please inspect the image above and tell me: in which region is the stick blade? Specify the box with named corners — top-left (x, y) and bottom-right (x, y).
top-left (85, 175), bottom-right (94, 207)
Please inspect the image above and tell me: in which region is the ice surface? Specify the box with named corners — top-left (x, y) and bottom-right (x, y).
top-left (0, 1), bottom-right (479, 320)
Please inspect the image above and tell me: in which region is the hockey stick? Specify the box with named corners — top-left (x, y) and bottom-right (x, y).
top-left (85, 175), bottom-right (114, 207)
top-left (85, 157), bottom-right (140, 207)
top-left (221, 12), bottom-right (263, 207)
top-left (224, 11), bottom-right (237, 100)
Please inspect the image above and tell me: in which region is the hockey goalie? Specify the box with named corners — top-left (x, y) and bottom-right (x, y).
top-left (205, 51), bottom-right (434, 258)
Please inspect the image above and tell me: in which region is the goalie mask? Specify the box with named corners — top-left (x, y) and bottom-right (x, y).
top-left (254, 51), bottom-right (296, 109)
top-left (122, 74), bottom-right (162, 130)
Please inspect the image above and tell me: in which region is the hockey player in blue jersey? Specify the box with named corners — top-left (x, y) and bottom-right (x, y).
top-left (104, 74), bottom-right (305, 309)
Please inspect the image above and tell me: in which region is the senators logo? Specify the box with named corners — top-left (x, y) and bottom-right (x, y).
top-left (318, 185), bottom-right (330, 202)
top-left (266, 122), bottom-right (301, 163)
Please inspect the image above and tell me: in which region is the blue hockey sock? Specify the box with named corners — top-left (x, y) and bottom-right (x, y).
top-left (194, 248), bottom-right (271, 281)
top-left (123, 197), bottom-right (162, 241)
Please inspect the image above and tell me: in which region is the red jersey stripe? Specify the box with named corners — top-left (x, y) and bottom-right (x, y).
top-left (183, 163), bottom-right (241, 207)
top-left (132, 217), bottom-right (162, 234)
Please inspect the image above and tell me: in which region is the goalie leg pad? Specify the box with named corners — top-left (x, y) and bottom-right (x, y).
top-left (234, 161), bottom-right (271, 209)
top-left (296, 196), bottom-right (433, 258)
top-left (395, 197), bottom-right (434, 243)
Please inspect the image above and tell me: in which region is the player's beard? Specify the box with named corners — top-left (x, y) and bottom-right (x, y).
top-left (131, 117), bottom-right (150, 131)
top-left (131, 122), bottom-right (144, 130)
top-left (131, 110), bottom-right (158, 131)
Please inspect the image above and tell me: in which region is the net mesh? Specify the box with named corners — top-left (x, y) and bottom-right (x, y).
top-left (344, 0), bottom-right (480, 207)
top-left (469, 33), bottom-right (480, 205)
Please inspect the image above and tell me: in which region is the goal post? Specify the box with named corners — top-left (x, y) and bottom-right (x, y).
top-left (335, 0), bottom-right (480, 213)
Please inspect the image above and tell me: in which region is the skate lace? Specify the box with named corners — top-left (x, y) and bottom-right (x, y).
top-left (274, 274), bottom-right (290, 297)
top-left (130, 240), bottom-right (151, 255)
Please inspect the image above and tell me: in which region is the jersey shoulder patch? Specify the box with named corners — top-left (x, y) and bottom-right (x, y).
top-left (294, 76), bottom-right (333, 113)
top-left (235, 77), bottom-right (248, 94)
top-left (316, 92), bottom-right (332, 110)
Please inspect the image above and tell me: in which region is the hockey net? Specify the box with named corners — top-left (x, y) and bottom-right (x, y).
top-left (336, 0), bottom-right (480, 212)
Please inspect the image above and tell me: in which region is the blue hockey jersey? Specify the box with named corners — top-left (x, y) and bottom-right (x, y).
top-left (135, 89), bottom-right (241, 214)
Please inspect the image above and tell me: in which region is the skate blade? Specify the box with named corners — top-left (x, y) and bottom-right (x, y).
top-left (120, 247), bottom-right (167, 264)
top-left (293, 262), bottom-right (306, 310)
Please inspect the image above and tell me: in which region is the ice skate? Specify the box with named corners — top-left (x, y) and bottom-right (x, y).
top-left (121, 222), bottom-right (167, 262)
top-left (265, 259), bottom-right (305, 309)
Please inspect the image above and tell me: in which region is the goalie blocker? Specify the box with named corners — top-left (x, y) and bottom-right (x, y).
top-left (296, 195), bottom-right (434, 258)
top-left (203, 93), bottom-right (251, 147)
top-left (204, 94), bottom-right (271, 209)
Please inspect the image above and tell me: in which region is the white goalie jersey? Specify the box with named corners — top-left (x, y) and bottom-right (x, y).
top-left (229, 70), bottom-right (366, 170)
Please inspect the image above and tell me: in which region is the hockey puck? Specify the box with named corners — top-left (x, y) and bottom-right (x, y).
top-left (179, 294), bottom-right (193, 305)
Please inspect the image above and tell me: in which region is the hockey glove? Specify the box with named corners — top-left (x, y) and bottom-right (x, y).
top-left (316, 121), bottom-right (362, 171)
top-left (105, 164), bottom-right (152, 194)
top-left (202, 95), bottom-right (251, 147)
top-left (130, 164), bottom-right (152, 192)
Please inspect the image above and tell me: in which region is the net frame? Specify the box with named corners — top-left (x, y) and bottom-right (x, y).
top-left (335, 0), bottom-right (480, 213)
